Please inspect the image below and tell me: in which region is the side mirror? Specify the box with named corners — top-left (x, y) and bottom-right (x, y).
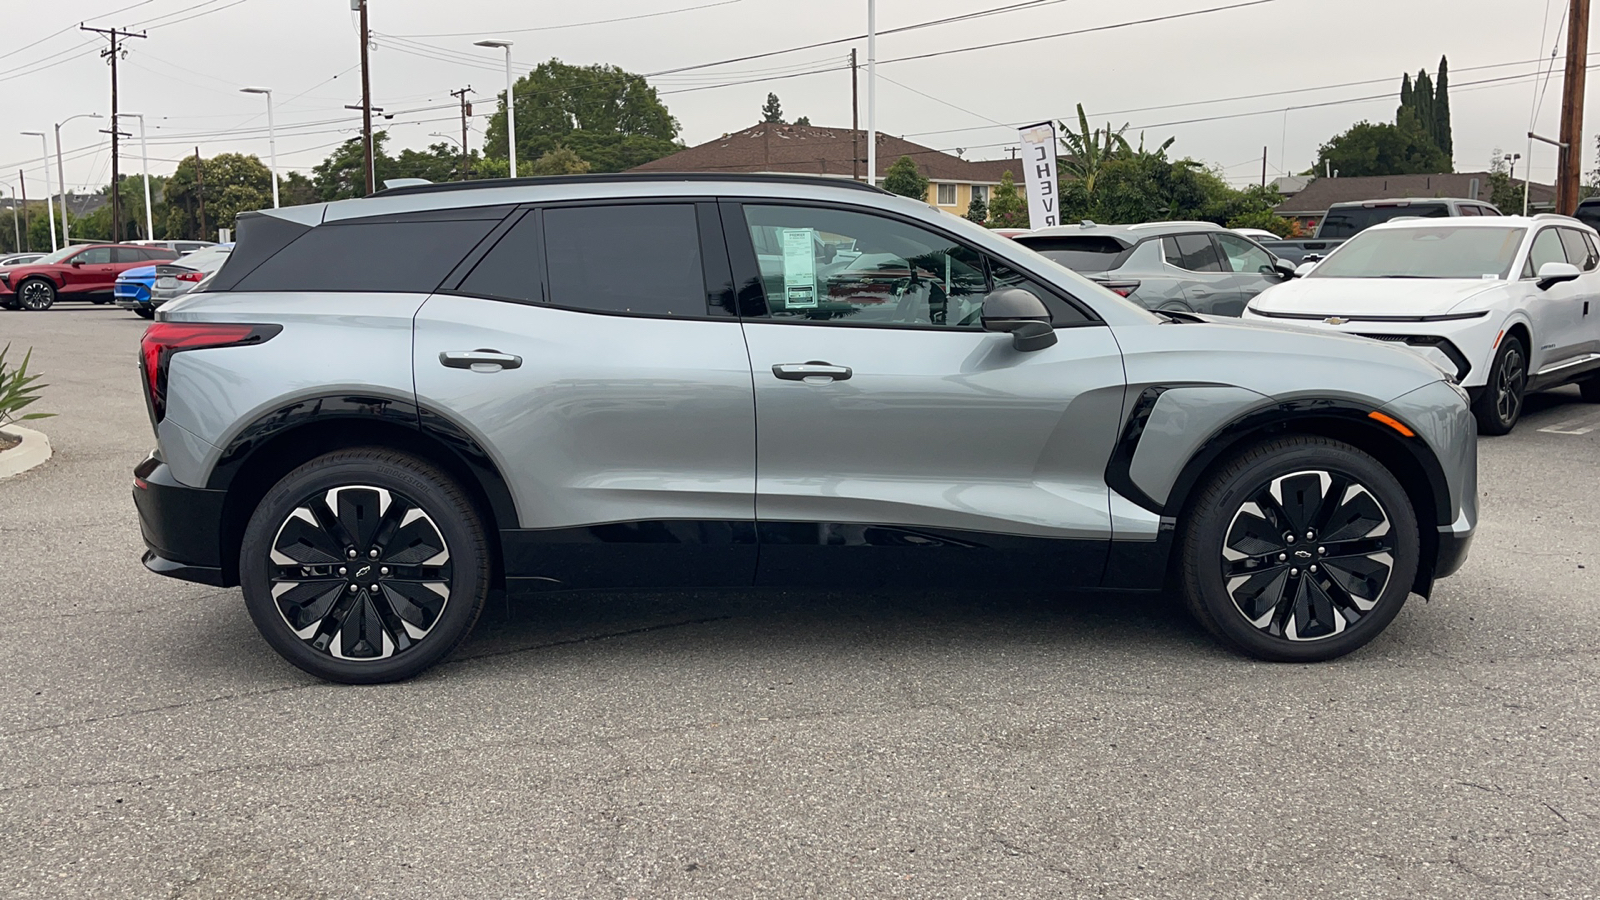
top-left (1271, 258), bottom-right (1297, 279)
top-left (1537, 261), bottom-right (1582, 290)
top-left (1293, 261), bottom-right (1318, 278)
top-left (70, 260), bottom-right (83, 267)
top-left (982, 287), bottom-right (1057, 352)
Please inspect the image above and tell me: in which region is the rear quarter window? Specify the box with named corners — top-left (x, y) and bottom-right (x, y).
top-left (232, 215), bottom-right (501, 293)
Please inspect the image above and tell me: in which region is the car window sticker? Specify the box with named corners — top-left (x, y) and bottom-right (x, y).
top-left (781, 227), bottom-right (818, 309)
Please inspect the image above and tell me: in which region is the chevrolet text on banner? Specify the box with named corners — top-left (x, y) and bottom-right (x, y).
top-left (1018, 121), bottom-right (1058, 230)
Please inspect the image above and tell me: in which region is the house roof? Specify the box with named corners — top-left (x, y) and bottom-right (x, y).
top-left (1275, 172), bottom-right (1554, 214)
top-left (631, 123), bottom-right (1025, 184)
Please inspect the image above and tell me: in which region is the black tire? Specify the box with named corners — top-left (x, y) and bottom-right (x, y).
top-left (134, 307), bottom-right (155, 319)
top-left (1179, 435), bottom-right (1420, 663)
top-left (16, 278), bottom-right (55, 311)
top-left (239, 448), bottom-right (490, 683)
top-left (90, 297), bottom-right (111, 305)
top-left (1472, 334), bottom-right (1527, 435)
top-left (1579, 375), bottom-right (1600, 403)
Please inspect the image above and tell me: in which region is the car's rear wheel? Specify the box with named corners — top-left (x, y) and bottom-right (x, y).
top-left (1179, 435), bottom-right (1419, 662)
top-left (16, 278), bottom-right (55, 311)
top-left (1472, 334), bottom-right (1526, 435)
top-left (134, 308), bottom-right (155, 319)
top-left (238, 449), bottom-right (490, 683)
top-left (1579, 374), bottom-right (1600, 403)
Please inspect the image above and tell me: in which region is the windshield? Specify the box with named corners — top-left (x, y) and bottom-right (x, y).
top-left (30, 247), bottom-right (79, 265)
top-left (1318, 203), bottom-right (1449, 238)
top-left (1013, 235), bottom-right (1127, 271)
top-left (1308, 226), bottom-right (1526, 280)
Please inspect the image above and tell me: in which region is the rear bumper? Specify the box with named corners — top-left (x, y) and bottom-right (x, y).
top-left (132, 455), bottom-right (232, 586)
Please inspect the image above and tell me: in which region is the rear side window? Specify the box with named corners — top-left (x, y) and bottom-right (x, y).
top-left (1558, 228), bottom-right (1597, 271)
top-left (543, 204), bottom-right (705, 317)
top-left (1162, 234), bottom-right (1224, 272)
top-left (1015, 235), bottom-right (1128, 271)
top-left (1458, 205), bottom-right (1481, 216)
top-left (234, 217), bottom-right (498, 293)
top-left (458, 212), bottom-right (541, 303)
top-left (112, 247), bottom-right (145, 263)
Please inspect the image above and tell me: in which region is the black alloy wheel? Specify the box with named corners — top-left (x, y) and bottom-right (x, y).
top-left (1181, 436), bottom-right (1419, 662)
top-left (17, 278), bottom-right (55, 311)
top-left (1472, 335), bottom-right (1526, 435)
top-left (240, 449), bottom-right (489, 683)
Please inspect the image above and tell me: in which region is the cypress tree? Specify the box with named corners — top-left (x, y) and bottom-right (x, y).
top-left (1399, 73), bottom-right (1413, 118)
top-left (1414, 70), bottom-right (1434, 147)
top-left (1434, 56), bottom-right (1453, 159)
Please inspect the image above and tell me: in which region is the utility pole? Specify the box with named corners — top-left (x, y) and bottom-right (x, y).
top-left (195, 147), bottom-right (207, 241)
top-left (1557, 0), bottom-right (1591, 215)
top-left (451, 86), bottom-right (473, 180)
top-left (81, 24), bottom-right (146, 242)
top-left (355, 0), bottom-right (374, 195)
top-left (1261, 146), bottom-right (1268, 188)
top-left (851, 49), bottom-right (860, 182)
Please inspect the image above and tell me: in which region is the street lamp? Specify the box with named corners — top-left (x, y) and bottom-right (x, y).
top-left (240, 87), bottom-right (279, 208)
top-left (20, 131), bottom-right (55, 251)
top-left (55, 113), bottom-right (103, 245)
top-left (473, 40), bottom-right (515, 178)
top-left (114, 113), bottom-right (154, 240)
top-left (1503, 152), bottom-right (1521, 183)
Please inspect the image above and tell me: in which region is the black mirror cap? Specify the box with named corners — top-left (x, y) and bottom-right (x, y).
top-left (1008, 320), bottom-right (1058, 352)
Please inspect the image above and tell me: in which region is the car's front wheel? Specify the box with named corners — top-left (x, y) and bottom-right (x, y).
top-left (16, 278), bottom-right (55, 311)
top-left (1179, 435), bottom-right (1420, 662)
top-left (239, 449), bottom-right (490, 683)
top-left (1472, 334), bottom-right (1527, 435)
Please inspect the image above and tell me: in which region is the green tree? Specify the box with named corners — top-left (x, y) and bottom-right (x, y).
top-left (794, 115), bottom-right (811, 127)
top-left (1434, 56), bottom-right (1452, 159)
top-left (528, 144), bottom-right (591, 175)
top-left (1058, 103), bottom-right (1133, 196)
top-left (311, 132), bottom-right (394, 201)
top-left (481, 59), bottom-right (682, 173)
top-left (1491, 148), bottom-right (1527, 212)
top-left (761, 92), bottom-right (783, 123)
top-left (279, 171), bottom-right (318, 207)
top-left (882, 155), bottom-right (929, 201)
top-left (166, 152), bottom-right (273, 240)
top-left (987, 170), bottom-right (1028, 228)
top-left (965, 191), bottom-right (988, 225)
top-left (1315, 119), bottom-right (1451, 178)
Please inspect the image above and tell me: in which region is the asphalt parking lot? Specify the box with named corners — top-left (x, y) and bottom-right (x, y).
top-left (2, 306), bottom-right (1597, 899)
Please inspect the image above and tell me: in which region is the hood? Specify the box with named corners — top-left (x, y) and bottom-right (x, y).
top-left (117, 265), bottom-right (158, 281)
top-left (1248, 277), bottom-right (1502, 319)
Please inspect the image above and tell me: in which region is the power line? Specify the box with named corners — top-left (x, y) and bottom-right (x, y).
top-left (389, 0), bottom-right (747, 38)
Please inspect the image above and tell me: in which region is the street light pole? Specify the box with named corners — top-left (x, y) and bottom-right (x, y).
top-left (53, 113), bottom-right (103, 245)
top-left (240, 88), bottom-right (279, 207)
top-left (20, 132), bottom-right (55, 251)
top-left (474, 40), bottom-right (516, 178)
top-left (116, 113), bottom-right (154, 239)
top-left (866, 0), bottom-right (876, 187)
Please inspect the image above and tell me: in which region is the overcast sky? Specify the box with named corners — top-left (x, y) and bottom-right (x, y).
top-left (0, 0), bottom-right (1585, 200)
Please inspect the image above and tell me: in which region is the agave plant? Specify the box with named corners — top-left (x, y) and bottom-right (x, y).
top-left (0, 344), bottom-right (53, 430)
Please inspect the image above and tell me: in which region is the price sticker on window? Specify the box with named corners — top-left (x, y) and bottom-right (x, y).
top-left (781, 228), bottom-right (819, 309)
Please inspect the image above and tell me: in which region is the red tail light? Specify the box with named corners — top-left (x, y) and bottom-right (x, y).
top-left (1095, 279), bottom-right (1141, 298)
top-left (140, 322), bottom-right (281, 423)
top-left (174, 271), bottom-right (206, 283)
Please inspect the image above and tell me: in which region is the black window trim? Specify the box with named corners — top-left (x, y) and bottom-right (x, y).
top-left (440, 196), bottom-right (738, 322)
top-left (720, 196), bottom-right (1104, 330)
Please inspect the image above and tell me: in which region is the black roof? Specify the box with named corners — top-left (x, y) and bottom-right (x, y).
top-left (373, 171), bottom-right (891, 198)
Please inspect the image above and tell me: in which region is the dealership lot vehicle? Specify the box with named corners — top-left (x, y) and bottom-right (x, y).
top-left (0, 251), bottom-right (45, 267)
top-left (1014, 221), bottom-right (1293, 316)
top-left (123, 238), bottom-right (217, 255)
top-left (1244, 215), bottom-right (1600, 435)
top-left (1260, 197), bottom-right (1501, 265)
top-left (114, 242), bottom-right (232, 318)
top-left (133, 173), bottom-right (1476, 683)
top-left (0, 242), bottom-right (179, 309)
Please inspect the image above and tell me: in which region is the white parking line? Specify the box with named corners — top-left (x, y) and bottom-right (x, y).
top-left (1537, 414), bottom-right (1600, 435)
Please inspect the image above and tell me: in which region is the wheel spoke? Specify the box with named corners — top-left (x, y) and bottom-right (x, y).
top-left (1269, 471), bottom-right (1331, 536)
top-left (1319, 483), bottom-right (1388, 543)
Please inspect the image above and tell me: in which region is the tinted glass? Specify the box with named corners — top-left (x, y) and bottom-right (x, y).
top-left (76, 247), bottom-right (112, 264)
top-left (174, 244), bottom-right (233, 274)
top-left (1318, 203), bottom-right (1450, 238)
top-left (1528, 228), bottom-right (1569, 276)
top-left (458, 212), bottom-right (540, 303)
top-left (1574, 202), bottom-right (1600, 231)
top-left (988, 255), bottom-right (1092, 326)
top-left (1163, 234), bottom-right (1223, 272)
top-left (1558, 228), bottom-right (1596, 271)
top-left (1215, 233), bottom-right (1274, 274)
top-left (111, 247), bottom-right (145, 263)
top-left (1479, 205), bottom-right (1501, 216)
top-left (1309, 226), bottom-right (1526, 280)
top-left (543, 205), bottom-right (705, 317)
top-left (743, 204), bottom-right (987, 328)
top-left (1014, 235), bottom-right (1126, 271)
top-left (1458, 205), bottom-right (1481, 216)
top-left (234, 219), bottom-right (496, 292)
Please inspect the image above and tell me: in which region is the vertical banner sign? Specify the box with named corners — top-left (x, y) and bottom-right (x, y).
top-left (1018, 121), bottom-right (1058, 230)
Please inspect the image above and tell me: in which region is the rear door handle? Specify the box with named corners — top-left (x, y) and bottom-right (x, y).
top-left (773, 361), bottom-right (852, 381)
top-left (440, 349), bottom-right (522, 371)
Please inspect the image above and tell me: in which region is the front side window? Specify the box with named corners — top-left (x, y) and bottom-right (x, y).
top-left (76, 247), bottom-right (112, 265)
top-left (1525, 228), bottom-right (1568, 278)
top-left (1215, 233), bottom-right (1274, 275)
top-left (1558, 228), bottom-right (1597, 271)
top-left (1310, 226), bottom-right (1527, 280)
top-left (1162, 234), bottom-right (1223, 273)
top-left (936, 183), bottom-right (957, 206)
top-left (543, 204), bottom-right (706, 317)
top-left (742, 204), bottom-right (987, 328)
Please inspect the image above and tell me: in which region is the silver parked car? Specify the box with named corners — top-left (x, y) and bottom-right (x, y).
top-left (132, 173), bottom-right (1477, 683)
top-left (1014, 221), bottom-right (1295, 316)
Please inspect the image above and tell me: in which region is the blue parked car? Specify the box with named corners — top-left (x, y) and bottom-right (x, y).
top-left (114, 243), bottom-right (233, 318)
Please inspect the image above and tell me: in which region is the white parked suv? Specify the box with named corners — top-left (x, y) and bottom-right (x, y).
top-left (1244, 215), bottom-right (1600, 434)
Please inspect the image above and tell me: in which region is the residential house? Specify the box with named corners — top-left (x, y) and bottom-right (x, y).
top-left (631, 123), bottom-right (1025, 218)
top-left (1275, 172), bottom-right (1555, 229)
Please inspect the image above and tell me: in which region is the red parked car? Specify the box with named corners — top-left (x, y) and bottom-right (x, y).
top-left (0, 243), bottom-right (180, 311)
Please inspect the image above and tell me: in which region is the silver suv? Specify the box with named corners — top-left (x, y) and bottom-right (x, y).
top-left (1014, 221), bottom-right (1294, 317)
top-left (131, 174), bottom-right (1478, 682)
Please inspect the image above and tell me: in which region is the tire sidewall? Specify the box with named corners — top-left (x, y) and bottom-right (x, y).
top-left (239, 453), bottom-right (488, 683)
top-left (1187, 442), bottom-right (1420, 662)
top-left (1474, 335), bottom-right (1526, 435)
top-left (19, 278), bottom-right (54, 311)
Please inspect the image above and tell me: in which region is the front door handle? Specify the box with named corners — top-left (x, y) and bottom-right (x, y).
top-left (440, 349), bottom-right (522, 371)
top-left (773, 361), bottom-right (852, 381)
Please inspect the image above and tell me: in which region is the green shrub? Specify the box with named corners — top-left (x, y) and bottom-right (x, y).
top-left (0, 344), bottom-right (53, 429)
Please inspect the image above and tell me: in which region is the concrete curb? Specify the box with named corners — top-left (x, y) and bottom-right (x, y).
top-left (0, 424), bottom-right (51, 480)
